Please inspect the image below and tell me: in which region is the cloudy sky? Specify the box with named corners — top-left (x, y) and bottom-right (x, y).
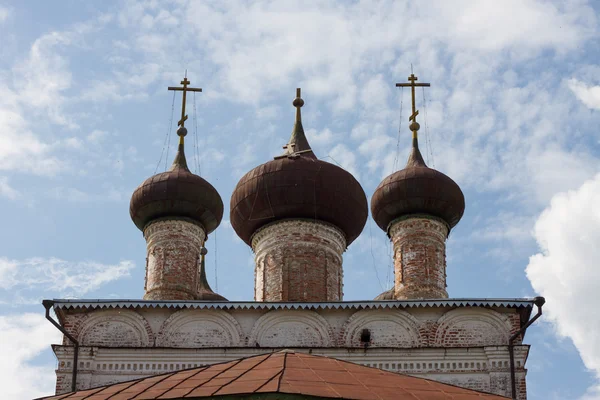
top-left (1, 0), bottom-right (600, 398)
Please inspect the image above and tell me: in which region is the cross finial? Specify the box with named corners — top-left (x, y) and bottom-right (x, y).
top-left (168, 74), bottom-right (203, 144)
top-left (396, 73), bottom-right (430, 140)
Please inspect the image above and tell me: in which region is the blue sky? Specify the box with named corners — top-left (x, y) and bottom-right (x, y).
top-left (1, 1), bottom-right (600, 399)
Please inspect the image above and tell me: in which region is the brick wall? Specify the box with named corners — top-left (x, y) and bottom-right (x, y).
top-left (143, 218), bottom-right (206, 300)
top-left (53, 305), bottom-right (530, 398)
top-left (389, 216), bottom-right (449, 299)
top-left (252, 220), bottom-right (346, 301)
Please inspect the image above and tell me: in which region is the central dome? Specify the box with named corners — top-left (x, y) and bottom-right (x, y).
top-left (230, 90), bottom-right (368, 246)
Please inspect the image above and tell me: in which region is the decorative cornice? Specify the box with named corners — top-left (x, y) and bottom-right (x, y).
top-left (251, 219), bottom-right (346, 253)
top-left (143, 217), bottom-right (206, 240)
top-left (388, 214), bottom-right (449, 239)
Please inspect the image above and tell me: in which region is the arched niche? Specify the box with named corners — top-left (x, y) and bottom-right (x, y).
top-left (434, 308), bottom-right (511, 347)
top-left (249, 310), bottom-right (332, 347)
top-left (78, 310), bottom-right (152, 347)
top-left (342, 309), bottom-right (423, 348)
top-left (157, 310), bottom-right (243, 348)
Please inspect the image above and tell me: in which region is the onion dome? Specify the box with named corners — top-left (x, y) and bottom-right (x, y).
top-left (197, 247), bottom-right (227, 301)
top-left (371, 124), bottom-right (465, 234)
top-left (230, 89), bottom-right (368, 246)
top-left (130, 127), bottom-right (224, 233)
top-left (374, 288), bottom-right (394, 301)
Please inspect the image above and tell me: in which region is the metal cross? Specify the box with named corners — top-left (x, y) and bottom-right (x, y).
top-left (396, 73), bottom-right (430, 124)
top-left (168, 75), bottom-right (202, 128)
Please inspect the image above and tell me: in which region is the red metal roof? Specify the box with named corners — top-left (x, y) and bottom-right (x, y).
top-left (38, 351), bottom-right (509, 400)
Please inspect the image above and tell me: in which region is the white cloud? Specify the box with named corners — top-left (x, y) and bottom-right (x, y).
top-left (0, 257), bottom-right (135, 303)
top-left (86, 129), bottom-right (108, 143)
top-left (526, 174), bottom-right (600, 398)
top-left (0, 6), bottom-right (10, 23)
top-left (0, 176), bottom-right (20, 200)
top-left (0, 313), bottom-right (62, 399)
top-left (48, 186), bottom-right (126, 203)
top-left (582, 386), bottom-right (600, 400)
top-left (470, 212), bottom-right (536, 244)
top-left (0, 108), bottom-right (63, 175)
top-left (0, 14), bottom-right (115, 178)
top-left (0, 28), bottom-right (76, 176)
top-left (327, 143), bottom-right (360, 181)
top-left (305, 128), bottom-right (335, 147)
top-left (171, 0), bottom-right (594, 104)
top-left (12, 31), bottom-right (77, 128)
top-left (429, 0), bottom-right (594, 53)
top-left (569, 78), bottom-right (600, 110)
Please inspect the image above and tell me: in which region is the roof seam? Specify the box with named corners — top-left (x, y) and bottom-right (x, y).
top-left (276, 352), bottom-right (287, 392)
top-left (178, 356), bottom-right (247, 398)
top-left (256, 369), bottom-right (283, 393)
top-left (338, 358), bottom-right (383, 400)
top-left (71, 386), bottom-right (106, 400)
top-left (103, 378), bottom-right (146, 400)
top-left (215, 352), bottom-right (276, 395)
top-left (148, 364), bottom-right (211, 399)
top-left (127, 371), bottom-right (178, 400)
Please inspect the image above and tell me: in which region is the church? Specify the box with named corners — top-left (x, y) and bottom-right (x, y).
top-left (38, 74), bottom-right (543, 400)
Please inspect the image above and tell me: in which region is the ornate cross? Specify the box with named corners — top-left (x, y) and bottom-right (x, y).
top-left (396, 74), bottom-right (430, 126)
top-left (168, 75), bottom-right (202, 129)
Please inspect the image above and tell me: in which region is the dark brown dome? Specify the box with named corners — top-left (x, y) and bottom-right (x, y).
top-left (130, 142), bottom-right (224, 233)
top-left (230, 89), bottom-right (368, 246)
top-left (231, 155), bottom-right (368, 246)
top-left (371, 140), bottom-right (465, 233)
top-left (374, 288), bottom-right (394, 300)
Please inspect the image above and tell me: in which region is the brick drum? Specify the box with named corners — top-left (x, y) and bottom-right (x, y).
top-left (252, 220), bottom-right (346, 301)
top-left (143, 218), bottom-right (206, 300)
top-left (389, 215), bottom-right (449, 299)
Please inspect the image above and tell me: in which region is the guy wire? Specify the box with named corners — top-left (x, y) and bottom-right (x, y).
top-left (368, 214), bottom-right (384, 292)
top-left (393, 87), bottom-right (404, 172)
top-left (422, 86), bottom-right (435, 168)
top-left (214, 229), bottom-right (218, 292)
top-left (193, 92), bottom-right (201, 175)
top-left (165, 93), bottom-right (175, 171)
top-left (155, 91), bottom-right (176, 174)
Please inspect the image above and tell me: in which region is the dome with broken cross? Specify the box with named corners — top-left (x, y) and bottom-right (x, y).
top-left (230, 89), bottom-right (368, 246)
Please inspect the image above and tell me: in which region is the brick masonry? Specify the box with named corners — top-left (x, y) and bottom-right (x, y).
top-left (53, 305), bottom-right (530, 399)
top-left (389, 215), bottom-right (450, 299)
top-left (143, 218), bottom-right (206, 300)
top-left (252, 220), bottom-right (346, 301)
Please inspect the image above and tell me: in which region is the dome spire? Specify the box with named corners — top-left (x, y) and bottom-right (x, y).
top-left (396, 73), bottom-right (430, 167)
top-left (278, 88), bottom-right (316, 159)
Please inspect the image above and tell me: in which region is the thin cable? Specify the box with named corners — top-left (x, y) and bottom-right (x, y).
top-left (422, 86), bottom-right (435, 168)
top-left (393, 87), bottom-right (404, 172)
top-left (385, 236), bottom-right (392, 289)
top-left (196, 95), bottom-right (201, 175)
top-left (368, 217), bottom-right (384, 292)
top-left (193, 92), bottom-right (201, 175)
top-left (324, 154), bottom-right (343, 168)
top-left (155, 91), bottom-right (176, 174)
top-left (214, 229), bottom-right (218, 292)
top-left (165, 93), bottom-right (176, 171)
